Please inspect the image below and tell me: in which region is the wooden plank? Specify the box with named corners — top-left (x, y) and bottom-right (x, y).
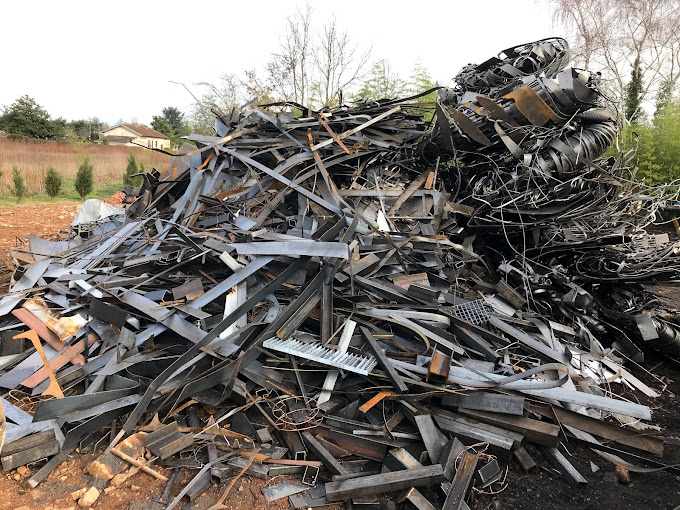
top-left (325, 465), bottom-right (445, 502)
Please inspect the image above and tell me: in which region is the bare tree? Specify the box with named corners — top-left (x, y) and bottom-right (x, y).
top-left (550, 0), bottom-right (609, 69)
top-left (264, 4), bottom-right (371, 109)
top-left (189, 73), bottom-right (245, 134)
top-left (314, 17), bottom-right (371, 107)
top-left (549, 0), bottom-right (680, 122)
top-left (184, 3), bottom-right (373, 129)
top-left (266, 4), bottom-right (314, 105)
top-left (242, 69), bottom-right (275, 104)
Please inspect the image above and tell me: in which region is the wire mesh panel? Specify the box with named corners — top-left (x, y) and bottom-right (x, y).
top-left (451, 299), bottom-right (491, 326)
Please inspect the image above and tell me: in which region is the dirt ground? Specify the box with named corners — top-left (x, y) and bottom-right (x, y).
top-left (0, 453), bottom-right (306, 510)
top-left (0, 202), bottom-right (80, 256)
top-left (0, 201), bottom-right (81, 291)
top-left (0, 202), bottom-right (679, 509)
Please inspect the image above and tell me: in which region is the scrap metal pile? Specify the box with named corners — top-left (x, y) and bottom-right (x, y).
top-left (1, 38), bottom-right (679, 508)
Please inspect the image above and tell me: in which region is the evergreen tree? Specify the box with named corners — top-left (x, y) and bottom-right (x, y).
top-left (12, 166), bottom-right (27, 201)
top-left (123, 154), bottom-right (142, 187)
top-left (68, 120), bottom-right (90, 141)
top-left (75, 158), bottom-right (94, 199)
top-left (44, 167), bottom-right (63, 199)
top-left (150, 116), bottom-right (175, 142)
top-left (624, 57), bottom-right (644, 124)
top-left (88, 117), bottom-right (103, 141)
top-left (161, 107), bottom-right (186, 135)
top-left (151, 106), bottom-right (188, 148)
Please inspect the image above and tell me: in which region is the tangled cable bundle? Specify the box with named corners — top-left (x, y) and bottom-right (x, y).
top-left (425, 38), bottom-right (680, 358)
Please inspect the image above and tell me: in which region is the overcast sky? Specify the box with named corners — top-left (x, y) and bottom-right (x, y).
top-left (1, 0), bottom-right (561, 126)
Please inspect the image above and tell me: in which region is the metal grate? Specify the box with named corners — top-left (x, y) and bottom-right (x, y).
top-left (263, 337), bottom-right (377, 375)
top-left (451, 299), bottom-right (491, 326)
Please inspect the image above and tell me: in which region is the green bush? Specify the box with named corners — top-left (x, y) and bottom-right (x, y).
top-left (75, 157), bottom-right (94, 199)
top-left (123, 154), bottom-right (143, 187)
top-left (44, 167), bottom-right (63, 199)
top-left (612, 98), bottom-right (680, 185)
top-left (12, 166), bottom-right (27, 201)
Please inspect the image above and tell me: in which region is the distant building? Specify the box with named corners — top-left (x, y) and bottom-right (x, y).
top-left (100, 123), bottom-right (169, 149)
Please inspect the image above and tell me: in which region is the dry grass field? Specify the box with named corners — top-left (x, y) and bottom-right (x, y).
top-left (0, 138), bottom-right (171, 198)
